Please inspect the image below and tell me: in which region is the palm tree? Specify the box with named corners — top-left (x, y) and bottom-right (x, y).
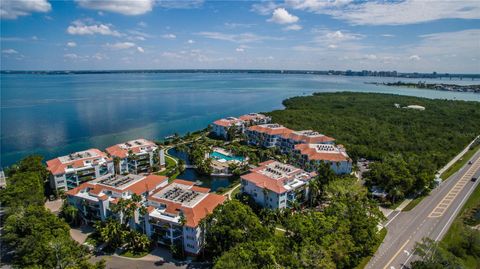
top-left (113, 156), bottom-right (121, 175)
top-left (126, 230), bottom-right (151, 253)
top-left (61, 203), bottom-right (79, 226)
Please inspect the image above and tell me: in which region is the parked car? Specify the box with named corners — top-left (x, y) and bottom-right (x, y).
top-left (468, 161), bottom-right (473, 165)
top-left (472, 177), bottom-right (477, 182)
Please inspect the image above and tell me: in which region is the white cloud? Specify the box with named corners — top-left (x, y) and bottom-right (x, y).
top-left (157, 0), bottom-right (204, 9)
top-left (92, 53), bottom-right (107, 60)
top-left (224, 22), bottom-right (255, 29)
top-left (187, 39), bottom-right (195, 44)
top-left (67, 20), bottom-right (121, 36)
top-left (31, 36), bottom-right (38, 41)
top-left (162, 34), bottom-right (177, 39)
top-left (409, 55), bottom-right (421, 61)
top-left (312, 30), bottom-right (364, 47)
top-left (0, 0), bottom-right (51, 20)
top-left (251, 1), bottom-right (279, 15)
top-left (382, 34), bottom-right (395, 37)
top-left (284, 24), bottom-right (302, 31)
top-left (67, 41), bottom-right (77, 47)
top-left (76, 0), bottom-right (154, 15)
top-left (288, 0), bottom-right (480, 25)
top-left (268, 8), bottom-right (299, 24)
top-left (236, 47), bottom-right (245, 52)
top-left (197, 32), bottom-right (281, 43)
top-left (137, 46), bottom-right (145, 53)
top-left (2, 48), bottom-right (18, 54)
top-left (138, 21), bottom-right (147, 28)
top-left (64, 53), bottom-right (79, 60)
top-left (106, 42), bottom-right (136, 50)
top-left (287, 0), bottom-right (352, 11)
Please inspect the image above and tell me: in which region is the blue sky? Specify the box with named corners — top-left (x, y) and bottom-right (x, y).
top-left (1, 0), bottom-right (479, 73)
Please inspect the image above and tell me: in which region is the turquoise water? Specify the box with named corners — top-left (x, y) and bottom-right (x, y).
top-left (210, 151), bottom-right (245, 162)
top-left (1, 72), bottom-right (479, 167)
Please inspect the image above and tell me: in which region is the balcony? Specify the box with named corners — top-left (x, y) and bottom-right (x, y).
top-left (77, 169), bottom-right (95, 176)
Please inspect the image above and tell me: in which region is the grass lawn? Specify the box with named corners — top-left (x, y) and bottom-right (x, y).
top-left (441, 143), bottom-right (480, 180)
top-left (156, 155), bottom-right (179, 179)
top-left (402, 196), bottom-right (426, 211)
top-left (355, 228), bottom-right (387, 269)
top-left (441, 183), bottom-right (480, 268)
top-left (120, 250), bottom-right (150, 258)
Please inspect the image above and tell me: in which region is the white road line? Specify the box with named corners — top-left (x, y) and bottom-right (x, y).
top-left (383, 239), bottom-right (410, 269)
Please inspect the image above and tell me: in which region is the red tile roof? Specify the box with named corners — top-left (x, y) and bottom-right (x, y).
top-left (213, 118), bottom-right (243, 128)
top-left (247, 125), bottom-right (293, 136)
top-left (126, 175), bottom-right (168, 195)
top-left (294, 144), bottom-right (348, 162)
top-left (47, 149), bottom-right (110, 175)
top-left (241, 172), bottom-right (287, 193)
top-left (65, 174), bottom-right (168, 198)
top-left (148, 179), bottom-right (226, 227)
top-left (238, 113), bottom-right (268, 121)
top-left (105, 138), bottom-right (157, 159)
top-left (280, 132), bottom-right (335, 144)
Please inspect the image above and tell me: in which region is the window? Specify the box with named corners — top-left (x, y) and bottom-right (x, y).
top-left (57, 180), bottom-right (65, 185)
top-left (187, 244), bottom-right (195, 249)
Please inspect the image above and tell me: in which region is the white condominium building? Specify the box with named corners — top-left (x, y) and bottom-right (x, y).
top-left (47, 149), bottom-right (114, 191)
top-left (212, 113), bottom-right (271, 140)
top-left (241, 160), bottom-right (316, 209)
top-left (66, 173), bottom-right (168, 225)
top-left (293, 143), bottom-right (352, 174)
top-left (145, 179), bottom-right (226, 255)
top-left (106, 138), bottom-right (165, 174)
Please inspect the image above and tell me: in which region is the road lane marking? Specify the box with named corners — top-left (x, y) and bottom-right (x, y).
top-left (383, 239), bottom-right (410, 269)
top-left (428, 159), bottom-right (480, 218)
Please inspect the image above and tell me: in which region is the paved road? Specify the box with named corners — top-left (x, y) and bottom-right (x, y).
top-left (367, 150), bottom-right (480, 269)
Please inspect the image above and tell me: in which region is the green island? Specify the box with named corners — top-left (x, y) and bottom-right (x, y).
top-left (1, 92), bottom-right (479, 269)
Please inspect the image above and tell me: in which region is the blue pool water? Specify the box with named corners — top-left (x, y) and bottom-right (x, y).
top-left (210, 151), bottom-right (245, 162)
top-left (1, 72), bottom-right (479, 166)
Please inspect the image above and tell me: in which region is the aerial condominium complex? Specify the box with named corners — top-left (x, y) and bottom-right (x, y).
top-left (211, 117), bottom-right (245, 139)
top-left (238, 113), bottom-right (272, 126)
top-left (212, 113), bottom-right (271, 140)
top-left (293, 143), bottom-right (352, 174)
top-left (246, 123), bottom-right (293, 148)
top-left (145, 179), bottom-right (226, 255)
top-left (240, 160), bottom-right (316, 209)
top-left (278, 130), bottom-right (336, 152)
top-left (47, 149), bottom-right (114, 191)
top-left (106, 138), bottom-right (165, 174)
top-left (66, 174), bottom-right (168, 225)
top-left (247, 124), bottom-right (352, 174)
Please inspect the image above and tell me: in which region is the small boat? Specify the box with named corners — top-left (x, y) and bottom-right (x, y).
top-left (164, 134), bottom-right (176, 140)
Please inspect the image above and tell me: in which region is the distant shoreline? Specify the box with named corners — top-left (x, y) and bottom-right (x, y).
top-left (368, 81), bottom-right (480, 94)
top-left (1, 69), bottom-right (479, 80)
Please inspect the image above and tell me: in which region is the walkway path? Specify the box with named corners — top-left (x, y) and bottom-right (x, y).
top-left (437, 135), bottom-right (479, 176)
top-left (224, 183), bottom-right (241, 200)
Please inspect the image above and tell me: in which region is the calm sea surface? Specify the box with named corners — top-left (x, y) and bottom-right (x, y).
top-left (2, 72), bottom-right (479, 167)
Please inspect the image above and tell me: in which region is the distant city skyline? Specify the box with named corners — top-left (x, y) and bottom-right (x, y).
top-left (1, 0), bottom-right (479, 73)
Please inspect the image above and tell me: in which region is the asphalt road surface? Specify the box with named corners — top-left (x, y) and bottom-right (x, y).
top-left (367, 150), bottom-right (480, 269)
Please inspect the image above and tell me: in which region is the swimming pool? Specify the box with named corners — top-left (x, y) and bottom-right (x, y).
top-left (210, 151), bottom-right (245, 162)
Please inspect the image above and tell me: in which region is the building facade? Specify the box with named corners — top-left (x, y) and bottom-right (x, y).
top-left (145, 179), bottom-right (225, 255)
top-left (246, 124), bottom-right (293, 148)
top-left (106, 138), bottom-right (165, 175)
top-left (240, 160), bottom-right (316, 209)
top-left (212, 113), bottom-right (271, 140)
top-left (211, 117), bottom-right (245, 139)
top-left (47, 149), bottom-right (114, 191)
top-left (66, 174), bottom-right (168, 225)
top-left (293, 143), bottom-right (352, 174)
